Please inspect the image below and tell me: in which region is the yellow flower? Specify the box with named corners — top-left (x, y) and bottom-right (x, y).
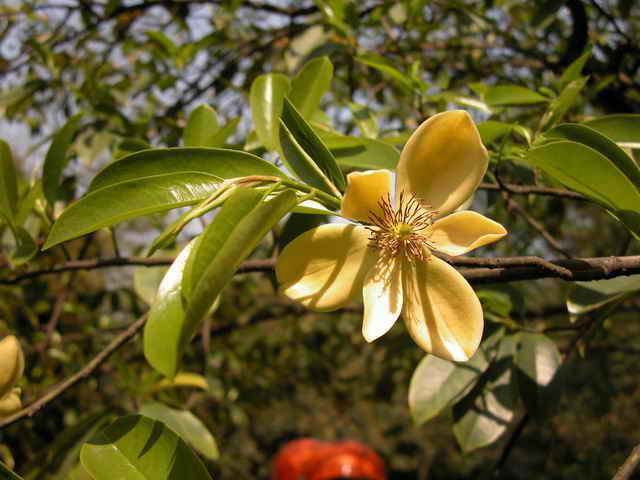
top-left (276, 111), bottom-right (506, 361)
top-left (0, 335), bottom-right (24, 398)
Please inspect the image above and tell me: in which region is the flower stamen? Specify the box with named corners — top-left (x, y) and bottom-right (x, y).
top-left (366, 192), bottom-right (438, 261)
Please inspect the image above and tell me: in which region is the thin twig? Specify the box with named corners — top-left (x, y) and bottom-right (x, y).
top-left (478, 183), bottom-right (587, 201)
top-left (613, 445), bottom-right (640, 480)
top-left (0, 315), bottom-right (147, 430)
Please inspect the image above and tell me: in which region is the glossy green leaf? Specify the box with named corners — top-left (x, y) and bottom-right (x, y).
top-left (545, 124), bottom-right (640, 193)
top-left (44, 148), bottom-right (285, 249)
top-left (567, 275), bottom-right (640, 314)
top-left (280, 98), bottom-right (345, 194)
top-left (559, 44), bottom-right (592, 88)
top-left (320, 132), bottom-right (400, 170)
top-left (80, 415), bottom-right (212, 480)
top-left (250, 73), bottom-right (290, 151)
top-left (485, 85), bottom-right (548, 106)
top-left (290, 57), bottom-right (333, 120)
top-left (452, 339), bottom-right (517, 452)
top-left (477, 121), bottom-right (513, 145)
top-left (183, 105), bottom-right (220, 147)
top-left (0, 461), bottom-right (24, 480)
top-left (409, 328), bottom-right (503, 425)
top-left (514, 333), bottom-right (562, 420)
top-left (42, 113), bottom-right (83, 205)
top-left (115, 138), bottom-right (152, 160)
top-left (526, 140), bottom-right (640, 212)
top-left (208, 117), bottom-right (240, 147)
top-left (355, 54), bottom-right (414, 93)
top-left (144, 241), bottom-right (196, 378)
top-left (0, 140), bottom-right (18, 224)
top-left (541, 77), bottom-right (589, 130)
top-left (133, 265), bottom-right (169, 305)
top-left (150, 373), bottom-right (209, 393)
top-left (145, 189), bottom-right (298, 378)
top-left (183, 188), bottom-right (298, 341)
top-left (583, 114), bottom-right (640, 149)
top-left (348, 102), bottom-right (379, 139)
top-left (139, 402), bottom-right (219, 460)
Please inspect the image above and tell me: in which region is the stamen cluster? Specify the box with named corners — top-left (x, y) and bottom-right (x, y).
top-left (367, 192), bottom-right (438, 261)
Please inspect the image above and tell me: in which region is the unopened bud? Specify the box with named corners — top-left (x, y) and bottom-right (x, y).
top-left (0, 388), bottom-right (21, 418)
top-left (0, 336), bottom-right (24, 398)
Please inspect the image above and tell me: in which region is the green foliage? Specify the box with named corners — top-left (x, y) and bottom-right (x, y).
top-left (80, 415), bottom-right (212, 480)
top-left (3, 1), bottom-right (640, 478)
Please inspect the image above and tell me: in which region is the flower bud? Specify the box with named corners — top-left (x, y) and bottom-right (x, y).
top-left (0, 388), bottom-right (21, 418)
top-left (0, 336), bottom-right (25, 398)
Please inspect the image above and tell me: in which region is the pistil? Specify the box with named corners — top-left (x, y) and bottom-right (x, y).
top-left (366, 192), bottom-right (438, 261)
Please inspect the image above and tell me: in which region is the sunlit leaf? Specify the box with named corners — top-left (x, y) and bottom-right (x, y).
top-left (80, 415), bottom-right (212, 480)
top-left (514, 333), bottom-right (562, 420)
top-left (290, 57), bottom-right (333, 120)
top-left (485, 85), bottom-right (548, 106)
top-left (0, 140), bottom-right (18, 224)
top-left (558, 44), bottom-right (592, 88)
top-left (584, 114), bottom-right (640, 149)
top-left (250, 73), bottom-right (290, 151)
top-left (541, 77), bottom-right (589, 130)
top-left (139, 402), bottom-right (219, 460)
top-left (355, 54), bottom-right (414, 93)
top-left (44, 148), bottom-right (286, 249)
top-left (319, 131), bottom-right (400, 170)
top-left (567, 275), bottom-right (640, 314)
top-left (183, 105), bottom-right (220, 147)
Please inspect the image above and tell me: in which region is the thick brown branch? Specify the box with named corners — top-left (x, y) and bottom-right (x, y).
top-left (613, 445), bottom-right (640, 480)
top-left (3, 255), bottom-right (640, 285)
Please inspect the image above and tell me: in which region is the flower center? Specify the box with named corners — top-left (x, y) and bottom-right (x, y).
top-left (366, 191), bottom-right (438, 262)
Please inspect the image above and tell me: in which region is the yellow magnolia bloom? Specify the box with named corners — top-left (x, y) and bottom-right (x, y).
top-left (276, 111), bottom-right (507, 361)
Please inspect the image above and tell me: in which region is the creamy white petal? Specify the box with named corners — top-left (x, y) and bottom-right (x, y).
top-left (362, 255), bottom-right (403, 342)
top-left (396, 111), bottom-right (488, 217)
top-left (276, 224), bottom-right (377, 311)
top-left (402, 256), bottom-right (483, 361)
top-left (431, 211), bottom-right (507, 256)
top-left (341, 170), bottom-right (393, 223)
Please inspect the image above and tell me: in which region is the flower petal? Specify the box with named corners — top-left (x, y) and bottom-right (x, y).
top-left (341, 169), bottom-right (393, 223)
top-left (276, 224), bottom-right (377, 311)
top-left (396, 111), bottom-right (488, 217)
top-left (431, 211), bottom-right (507, 256)
top-left (362, 255), bottom-right (403, 342)
top-left (402, 256), bottom-right (483, 361)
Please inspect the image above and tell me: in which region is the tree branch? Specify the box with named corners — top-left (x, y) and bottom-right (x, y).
top-left (4, 255), bottom-right (640, 285)
top-left (613, 445), bottom-right (640, 480)
top-left (0, 314), bottom-right (147, 430)
top-left (478, 183), bottom-right (587, 201)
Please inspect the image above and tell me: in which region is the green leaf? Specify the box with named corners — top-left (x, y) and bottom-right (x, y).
top-left (208, 117), bottom-right (240, 147)
top-left (526, 140), bottom-right (640, 212)
top-left (280, 98), bottom-right (345, 194)
top-left (183, 188), bottom-right (298, 340)
top-left (7, 226), bottom-right (38, 267)
top-left (541, 77), bottom-right (589, 130)
top-left (42, 113), bottom-right (83, 205)
top-left (477, 121), bottom-right (513, 146)
top-left (320, 132), bottom-right (400, 170)
top-left (583, 114), bottom-right (640, 149)
top-left (250, 73), bottom-right (290, 151)
top-left (408, 328), bottom-right (503, 425)
top-left (545, 124), bottom-right (640, 193)
top-left (144, 188), bottom-right (298, 378)
top-left (139, 402), bottom-right (219, 461)
top-left (115, 138), bottom-right (152, 160)
top-left (133, 265), bottom-right (169, 305)
top-left (567, 275), bottom-right (640, 314)
top-left (452, 340), bottom-right (517, 452)
top-left (558, 44), bottom-right (592, 88)
top-left (0, 461), bottom-right (24, 480)
top-left (484, 85), bottom-right (548, 106)
top-left (289, 57), bottom-right (333, 120)
top-left (44, 148), bottom-right (286, 249)
top-left (80, 415), bottom-right (212, 480)
top-left (183, 105), bottom-right (220, 147)
top-left (0, 140), bottom-right (18, 224)
top-left (355, 54), bottom-right (414, 93)
top-left (514, 333), bottom-right (562, 420)
top-left (143, 241), bottom-right (195, 379)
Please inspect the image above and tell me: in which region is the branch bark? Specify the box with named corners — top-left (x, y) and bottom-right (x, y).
top-left (4, 255), bottom-right (640, 285)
